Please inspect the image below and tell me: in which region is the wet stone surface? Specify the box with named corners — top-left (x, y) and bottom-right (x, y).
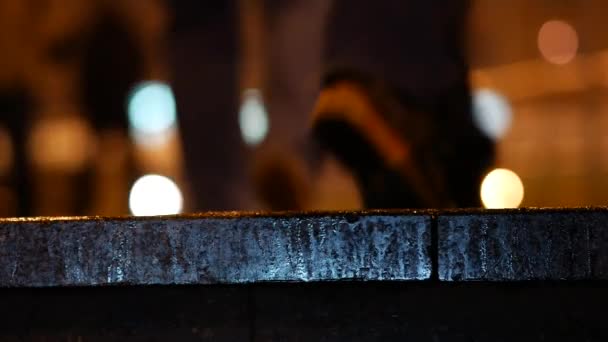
top-left (2, 208), bottom-right (608, 287)
top-left (438, 209), bottom-right (608, 281)
top-left (1, 209), bottom-right (608, 340)
top-left (0, 213), bottom-right (432, 287)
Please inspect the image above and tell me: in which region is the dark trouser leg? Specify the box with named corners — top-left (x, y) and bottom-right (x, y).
top-left (169, 1), bottom-right (247, 210)
top-left (321, 0), bottom-right (494, 207)
top-left (0, 88), bottom-right (31, 216)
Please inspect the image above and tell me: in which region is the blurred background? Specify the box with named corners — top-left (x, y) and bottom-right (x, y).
top-left (0, 0), bottom-right (606, 217)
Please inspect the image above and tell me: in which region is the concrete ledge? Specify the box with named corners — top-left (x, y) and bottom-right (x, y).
top-left (438, 208), bottom-right (605, 281)
top-left (0, 212), bottom-right (431, 287)
top-left (2, 208), bottom-right (608, 287)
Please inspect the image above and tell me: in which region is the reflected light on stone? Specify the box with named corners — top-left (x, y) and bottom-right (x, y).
top-left (480, 168), bottom-right (524, 209)
top-left (472, 89), bottom-right (512, 141)
top-left (127, 81), bottom-right (177, 145)
top-left (538, 20), bottom-right (578, 65)
top-left (239, 89), bottom-right (269, 146)
top-left (0, 125), bottom-right (13, 177)
top-left (129, 174), bottom-right (183, 216)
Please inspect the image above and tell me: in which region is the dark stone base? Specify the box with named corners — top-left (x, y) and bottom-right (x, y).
top-left (1, 282), bottom-right (607, 341)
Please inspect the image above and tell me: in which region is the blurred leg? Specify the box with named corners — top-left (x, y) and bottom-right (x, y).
top-left (0, 87), bottom-right (31, 216)
top-left (264, 0), bottom-right (330, 151)
top-left (318, 0), bottom-right (494, 207)
top-left (169, 1), bottom-right (247, 210)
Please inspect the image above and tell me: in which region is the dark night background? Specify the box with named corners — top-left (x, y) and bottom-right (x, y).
top-left (0, 0), bottom-right (607, 216)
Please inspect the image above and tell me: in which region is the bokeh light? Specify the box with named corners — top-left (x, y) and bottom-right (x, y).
top-left (537, 20), bottom-right (578, 65)
top-left (28, 116), bottom-right (95, 172)
top-left (129, 174), bottom-right (183, 216)
top-left (0, 125), bottom-right (13, 177)
top-left (239, 89), bottom-right (269, 146)
top-left (472, 89), bottom-right (512, 141)
top-left (480, 168), bottom-right (524, 209)
top-left (127, 81), bottom-right (177, 145)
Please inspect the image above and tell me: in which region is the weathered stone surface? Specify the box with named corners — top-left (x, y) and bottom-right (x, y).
top-left (589, 213), bottom-right (608, 279)
top-left (438, 208), bottom-right (608, 281)
top-left (0, 212), bottom-right (431, 287)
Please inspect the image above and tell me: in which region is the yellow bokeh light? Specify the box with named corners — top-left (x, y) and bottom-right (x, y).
top-left (129, 174), bottom-right (183, 216)
top-left (480, 168), bottom-right (524, 209)
top-left (28, 116), bottom-right (95, 172)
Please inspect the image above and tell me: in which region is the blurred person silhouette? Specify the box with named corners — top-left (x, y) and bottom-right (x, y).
top-left (169, 1), bottom-right (248, 211)
top-left (311, 0), bottom-right (495, 209)
top-left (0, 2), bottom-right (144, 216)
top-left (81, 8), bottom-right (142, 136)
top-left (0, 86), bottom-right (32, 216)
top-left (169, 0), bottom-right (494, 210)
top-left (252, 151), bottom-right (310, 211)
top-left (79, 5), bottom-right (142, 214)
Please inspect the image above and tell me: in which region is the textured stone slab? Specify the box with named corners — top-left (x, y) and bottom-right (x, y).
top-left (438, 208), bottom-right (608, 281)
top-left (0, 212), bottom-right (431, 287)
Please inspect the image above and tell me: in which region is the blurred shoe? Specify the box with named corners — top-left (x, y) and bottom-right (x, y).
top-left (311, 74), bottom-right (453, 208)
top-left (252, 151), bottom-right (310, 211)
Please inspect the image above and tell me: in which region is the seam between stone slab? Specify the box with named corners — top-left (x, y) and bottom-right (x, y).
top-left (430, 212), bottom-right (439, 281)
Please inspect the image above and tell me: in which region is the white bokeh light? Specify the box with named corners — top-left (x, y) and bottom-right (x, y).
top-left (480, 168), bottom-right (524, 209)
top-left (473, 89), bottom-right (512, 141)
top-left (239, 89), bottom-right (269, 146)
top-left (129, 174), bottom-right (183, 216)
top-left (127, 81), bottom-right (177, 145)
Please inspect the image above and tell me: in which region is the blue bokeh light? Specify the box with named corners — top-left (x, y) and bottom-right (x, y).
top-left (239, 89), bottom-right (269, 146)
top-left (127, 81), bottom-right (177, 138)
top-left (472, 88), bottom-right (512, 141)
